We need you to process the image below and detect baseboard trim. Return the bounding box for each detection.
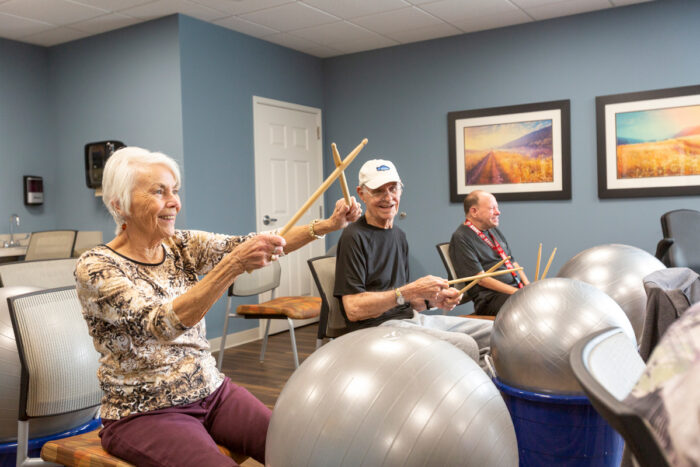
[209,327,260,353]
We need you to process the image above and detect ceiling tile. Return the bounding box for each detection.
[263,31,343,56]
[119,0,226,22]
[190,0,293,16]
[0,11,53,39]
[212,15,280,38]
[21,26,92,46]
[450,9,532,33]
[301,0,410,19]
[240,2,339,32]
[71,0,158,12]
[610,0,653,6]
[69,12,142,34]
[419,0,520,21]
[0,0,107,25]
[332,34,399,54]
[291,20,377,48]
[382,21,461,43]
[522,0,613,21]
[353,6,443,35]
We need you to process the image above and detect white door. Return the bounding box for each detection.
[253,96,325,335]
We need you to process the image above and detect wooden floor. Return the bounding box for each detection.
[214,324,319,409]
[213,324,318,467]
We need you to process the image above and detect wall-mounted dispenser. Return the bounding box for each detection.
[85,140,126,190]
[23,175,44,205]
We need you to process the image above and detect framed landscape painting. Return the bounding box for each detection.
[597,84,700,198]
[448,100,571,202]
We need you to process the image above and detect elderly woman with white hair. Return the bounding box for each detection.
[75,146,361,467]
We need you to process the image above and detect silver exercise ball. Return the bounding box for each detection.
[557,243,665,343]
[0,286,98,442]
[491,278,635,394]
[266,327,518,467]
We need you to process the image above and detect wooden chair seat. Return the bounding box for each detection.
[41,428,247,466]
[237,296,321,319]
[461,314,495,321]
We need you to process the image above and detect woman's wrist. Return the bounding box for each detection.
[313,218,335,236]
[231,252,247,275]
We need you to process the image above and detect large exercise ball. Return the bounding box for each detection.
[491,278,635,394]
[266,327,518,467]
[557,243,665,343]
[0,286,99,442]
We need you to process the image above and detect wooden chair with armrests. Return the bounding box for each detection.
[8,286,247,467]
[217,261,321,370]
[569,327,671,467]
[308,255,351,349]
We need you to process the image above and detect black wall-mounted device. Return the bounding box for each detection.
[85,141,126,189]
[24,175,44,205]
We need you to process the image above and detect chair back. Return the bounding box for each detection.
[640,267,700,360]
[308,255,349,340]
[436,242,457,281]
[0,258,78,288]
[570,327,671,467]
[8,287,102,421]
[658,209,700,273]
[73,231,103,257]
[24,230,77,261]
[230,261,281,297]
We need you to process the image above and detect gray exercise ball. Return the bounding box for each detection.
[491,278,635,394]
[0,286,99,442]
[266,327,518,467]
[557,243,666,343]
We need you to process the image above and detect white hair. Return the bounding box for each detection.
[102,146,181,235]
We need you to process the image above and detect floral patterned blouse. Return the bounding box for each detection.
[75,229,252,420]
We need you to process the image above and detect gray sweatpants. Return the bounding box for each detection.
[380,311,493,369]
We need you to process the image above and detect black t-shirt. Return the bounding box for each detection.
[448,223,519,303]
[334,216,414,330]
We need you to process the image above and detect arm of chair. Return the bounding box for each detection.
[654,238,674,263]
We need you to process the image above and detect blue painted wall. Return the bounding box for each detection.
[0,39,54,233]
[48,16,185,240]
[321,0,700,313]
[178,16,323,335]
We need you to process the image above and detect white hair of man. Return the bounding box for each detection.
[102,146,182,235]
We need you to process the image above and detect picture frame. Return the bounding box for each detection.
[596,84,700,198]
[448,100,571,203]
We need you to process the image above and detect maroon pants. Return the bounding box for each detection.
[100,379,271,467]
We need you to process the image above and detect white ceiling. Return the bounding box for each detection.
[0,0,653,58]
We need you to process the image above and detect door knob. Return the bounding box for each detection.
[263,215,277,225]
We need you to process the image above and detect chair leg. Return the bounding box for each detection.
[217,296,233,371]
[287,317,299,368]
[260,319,272,363]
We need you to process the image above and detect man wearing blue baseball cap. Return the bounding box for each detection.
[334,159,492,366]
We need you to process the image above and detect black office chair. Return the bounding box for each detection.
[308,255,350,348]
[436,242,473,307]
[655,209,700,274]
[570,327,671,467]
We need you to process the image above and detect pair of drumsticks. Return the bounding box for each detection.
[447,245,556,293]
[278,139,367,236]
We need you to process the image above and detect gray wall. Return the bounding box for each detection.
[0,39,54,232]
[321,0,700,313]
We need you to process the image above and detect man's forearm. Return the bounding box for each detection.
[477,276,520,295]
[342,290,399,321]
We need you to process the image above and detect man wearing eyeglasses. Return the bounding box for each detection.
[334,159,492,366]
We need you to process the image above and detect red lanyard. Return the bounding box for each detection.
[464,220,523,288]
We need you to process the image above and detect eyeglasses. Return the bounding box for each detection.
[364,184,403,198]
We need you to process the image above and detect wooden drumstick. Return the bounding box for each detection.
[331,143,351,205]
[448,268,525,285]
[279,138,368,236]
[457,256,510,294]
[535,243,542,281]
[458,267,523,294]
[540,247,557,280]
